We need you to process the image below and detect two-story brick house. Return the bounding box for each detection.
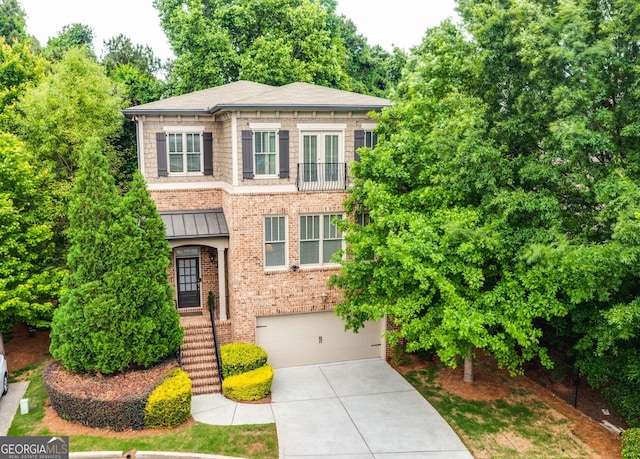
[123,80,391,393]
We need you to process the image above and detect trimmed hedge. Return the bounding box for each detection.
[220,343,268,378]
[222,364,274,401]
[43,360,187,431]
[43,361,146,431]
[623,428,640,459]
[144,368,192,428]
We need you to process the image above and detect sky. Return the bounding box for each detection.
[19,1,459,62]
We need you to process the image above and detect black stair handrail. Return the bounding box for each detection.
[209,294,224,383]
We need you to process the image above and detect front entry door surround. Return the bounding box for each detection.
[177,256,200,308]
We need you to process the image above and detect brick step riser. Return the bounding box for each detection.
[193,386,221,395]
[182,354,217,363]
[183,333,215,342]
[181,349,217,359]
[181,323,212,331]
[182,362,217,371]
[185,370,220,380]
[181,345,216,354]
[182,342,216,351]
[191,378,220,387]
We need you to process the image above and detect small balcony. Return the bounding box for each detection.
[296,163,347,191]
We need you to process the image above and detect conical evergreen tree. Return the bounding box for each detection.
[50,140,183,374]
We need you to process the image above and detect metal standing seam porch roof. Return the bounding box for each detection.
[160,209,229,240]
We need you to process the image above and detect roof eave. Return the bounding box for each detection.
[211,104,390,113]
[122,108,212,117]
[123,104,390,117]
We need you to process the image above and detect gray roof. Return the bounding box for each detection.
[123,81,391,115]
[160,209,229,240]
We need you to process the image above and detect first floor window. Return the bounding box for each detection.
[300,214,343,265]
[265,216,286,268]
[356,210,371,226]
[168,132,202,174]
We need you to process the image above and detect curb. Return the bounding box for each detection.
[70,452,245,459]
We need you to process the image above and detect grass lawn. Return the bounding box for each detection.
[9,358,279,459]
[403,360,615,459]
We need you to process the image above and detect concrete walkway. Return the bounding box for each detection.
[192,359,473,459]
[0,381,30,435]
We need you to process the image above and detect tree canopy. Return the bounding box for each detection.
[0,0,27,43]
[42,23,95,61]
[0,133,63,331]
[331,0,640,423]
[15,46,126,180]
[153,0,402,95]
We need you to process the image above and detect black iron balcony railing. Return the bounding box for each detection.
[296,162,347,191]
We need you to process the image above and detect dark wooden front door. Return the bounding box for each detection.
[177,257,200,308]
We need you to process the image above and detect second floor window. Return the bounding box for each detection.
[168,132,202,174]
[365,130,378,149]
[300,214,343,266]
[301,132,342,183]
[255,131,278,176]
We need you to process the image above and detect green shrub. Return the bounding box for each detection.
[220,343,268,378]
[144,368,192,428]
[222,365,274,401]
[390,344,411,366]
[623,428,640,459]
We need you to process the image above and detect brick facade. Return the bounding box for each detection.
[127,82,391,363]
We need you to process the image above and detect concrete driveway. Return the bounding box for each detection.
[193,359,472,458]
[0,381,30,435]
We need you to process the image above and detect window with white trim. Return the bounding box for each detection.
[265,216,287,268]
[301,131,343,184]
[365,130,378,149]
[299,214,343,266]
[254,131,278,176]
[168,132,203,174]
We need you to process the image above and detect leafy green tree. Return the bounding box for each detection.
[0,0,26,43]
[101,34,162,76]
[100,35,166,187]
[331,15,405,97]
[0,132,63,331]
[455,0,640,422]
[16,46,126,180]
[331,22,566,382]
[43,23,95,61]
[155,0,351,93]
[0,38,48,129]
[50,139,183,374]
[333,0,640,420]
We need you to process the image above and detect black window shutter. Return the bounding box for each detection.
[156,132,168,176]
[203,132,213,175]
[354,130,365,162]
[242,130,254,179]
[279,130,289,178]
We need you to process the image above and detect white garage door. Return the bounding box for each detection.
[256,311,384,368]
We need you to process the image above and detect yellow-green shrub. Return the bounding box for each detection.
[220,343,268,378]
[144,368,192,428]
[222,365,274,401]
[623,428,640,459]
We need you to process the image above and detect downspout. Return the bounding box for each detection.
[231,112,238,187]
[135,115,145,174]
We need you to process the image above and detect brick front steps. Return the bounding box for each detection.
[179,316,221,395]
